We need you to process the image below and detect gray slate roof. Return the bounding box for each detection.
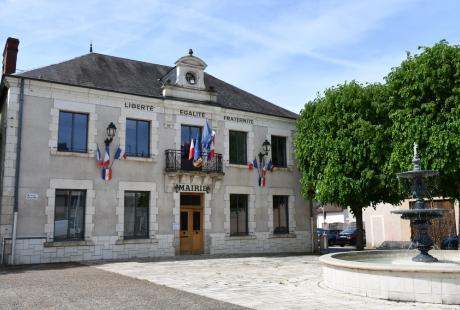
[17,53,297,119]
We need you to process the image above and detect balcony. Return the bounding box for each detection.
[165,149,224,174]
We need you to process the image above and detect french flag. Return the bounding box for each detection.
[114,147,128,160]
[102,144,110,167]
[208,130,216,159]
[188,138,195,160]
[96,144,103,168]
[101,168,112,181]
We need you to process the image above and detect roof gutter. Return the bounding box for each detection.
[10,77,24,265]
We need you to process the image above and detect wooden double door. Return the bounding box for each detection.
[180,206,204,254]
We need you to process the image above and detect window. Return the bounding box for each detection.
[54,189,86,241]
[271,136,287,167]
[57,111,88,152]
[273,195,289,234]
[229,131,247,165]
[230,194,248,236]
[181,125,202,170]
[126,119,150,157]
[124,191,149,239]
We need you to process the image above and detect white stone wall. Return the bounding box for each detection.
[0,77,312,265]
[4,234,174,264]
[210,231,310,254]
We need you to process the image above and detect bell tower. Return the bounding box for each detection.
[174,49,207,90]
[161,49,217,102]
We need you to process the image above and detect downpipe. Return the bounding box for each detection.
[11,77,24,265]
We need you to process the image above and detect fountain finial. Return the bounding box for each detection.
[412,142,421,171]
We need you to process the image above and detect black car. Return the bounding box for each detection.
[325,229,342,246]
[335,229,366,247]
[316,229,342,246]
[441,235,458,250]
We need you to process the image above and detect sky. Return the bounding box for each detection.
[1,0,459,113]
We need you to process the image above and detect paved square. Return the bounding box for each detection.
[96,255,459,309]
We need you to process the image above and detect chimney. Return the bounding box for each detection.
[2,37,20,75]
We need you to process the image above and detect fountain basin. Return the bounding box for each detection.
[320,250,460,305]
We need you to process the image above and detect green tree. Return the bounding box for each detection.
[386,41,460,243]
[295,81,401,250]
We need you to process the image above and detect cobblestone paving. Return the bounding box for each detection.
[96,255,460,310]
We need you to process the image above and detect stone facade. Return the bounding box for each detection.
[0,53,312,265]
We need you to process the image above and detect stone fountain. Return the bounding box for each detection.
[391,143,447,262]
[320,144,460,305]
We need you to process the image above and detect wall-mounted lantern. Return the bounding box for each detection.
[258,139,271,163]
[105,122,117,146]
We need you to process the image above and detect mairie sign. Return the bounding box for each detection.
[175,184,210,193]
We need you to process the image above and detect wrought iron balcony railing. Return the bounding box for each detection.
[165,149,223,174]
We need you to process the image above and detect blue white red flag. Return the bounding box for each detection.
[188,138,195,160]
[194,133,201,161]
[114,147,128,160]
[101,168,112,181]
[208,130,215,159]
[266,159,273,172]
[103,144,110,167]
[202,119,213,156]
[96,144,102,167]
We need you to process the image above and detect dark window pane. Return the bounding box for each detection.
[124,192,136,238]
[193,211,200,230]
[126,120,137,156]
[229,131,247,165]
[137,121,149,157]
[230,194,248,236]
[181,212,188,231]
[58,112,88,152]
[180,125,202,171]
[54,189,85,241]
[57,112,72,151]
[271,136,287,167]
[126,119,150,157]
[273,196,289,234]
[180,195,201,206]
[124,191,149,238]
[72,113,88,152]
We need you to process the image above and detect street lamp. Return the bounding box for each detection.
[105,122,117,146]
[257,139,271,163]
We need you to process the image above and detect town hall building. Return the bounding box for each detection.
[0,38,313,265]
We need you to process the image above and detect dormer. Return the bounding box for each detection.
[174,49,207,90]
[161,50,217,103]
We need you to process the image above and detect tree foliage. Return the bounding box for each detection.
[386,41,460,199]
[295,41,460,250]
[295,82,401,249]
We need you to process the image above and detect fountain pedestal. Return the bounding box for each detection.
[391,144,446,263]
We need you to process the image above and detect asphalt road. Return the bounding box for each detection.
[0,263,247,310]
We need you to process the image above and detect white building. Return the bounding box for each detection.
[0,38,314,264]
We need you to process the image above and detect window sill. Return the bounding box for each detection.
[50,149,93,158]
[225,235,257,241]
[44,240,95,247]
[225,163,249,169]
[269,233,296,239]
[272,166,293,172]
[126,156,156,163]
[115,238,158,245]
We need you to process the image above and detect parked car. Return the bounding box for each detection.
[441,235,458,250]
[325,229,342,246]
[316,229,342,246]
[335,229,366,247]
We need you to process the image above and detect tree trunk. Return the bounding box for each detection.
[354,207,364,251]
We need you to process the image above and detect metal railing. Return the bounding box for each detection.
[165,149,223,174]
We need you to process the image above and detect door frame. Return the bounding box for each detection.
[179,192,204,255]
